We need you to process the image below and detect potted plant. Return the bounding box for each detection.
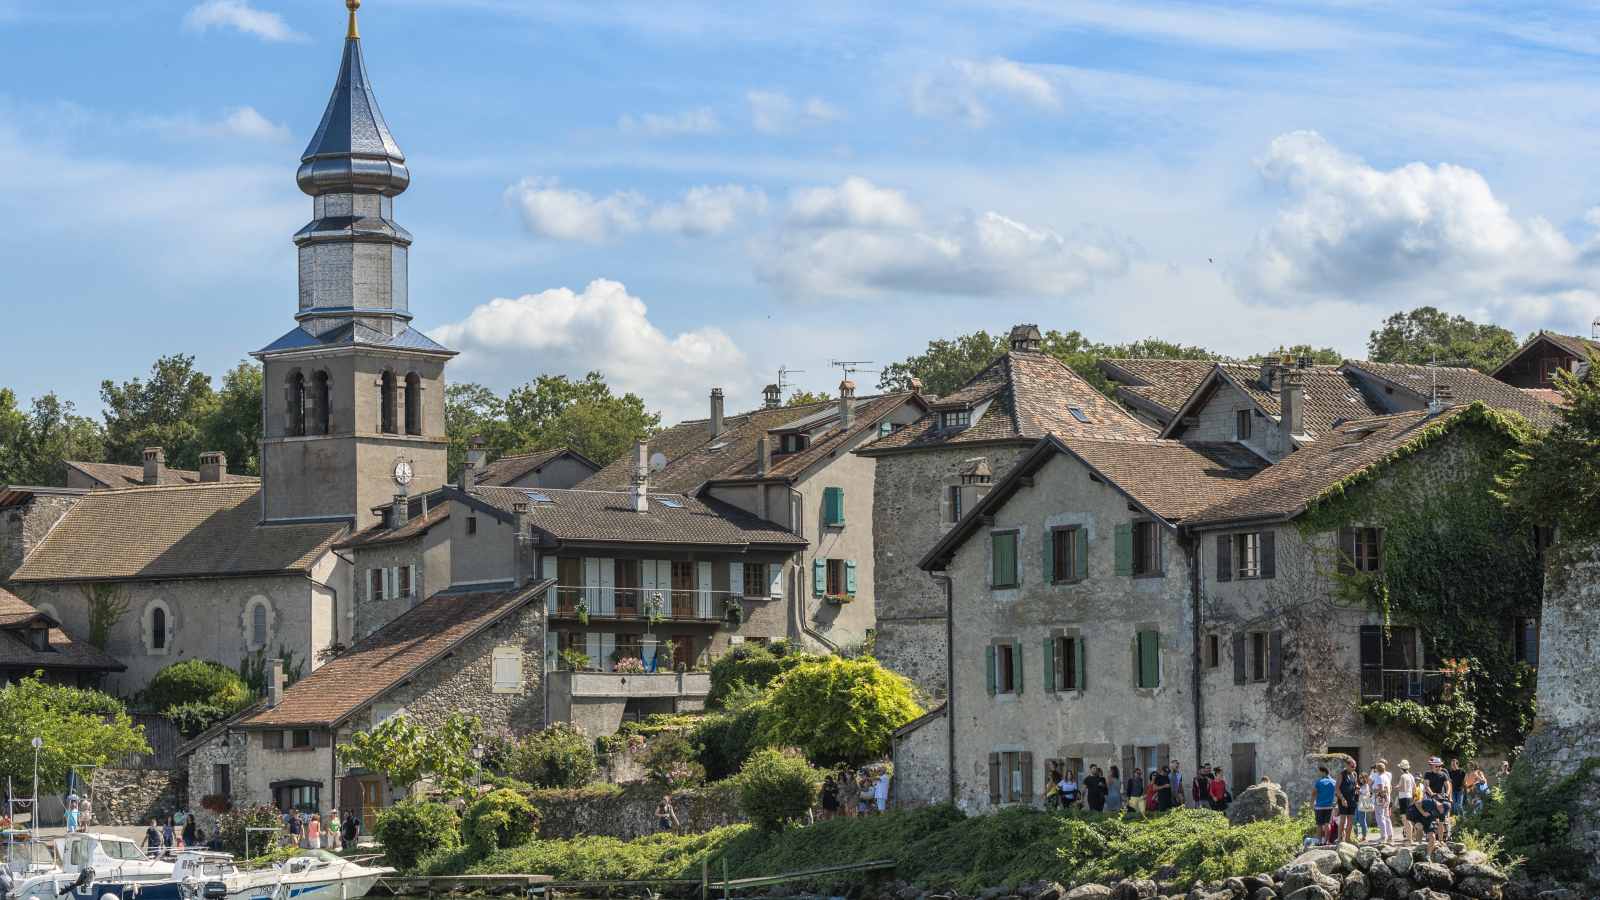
[558,648,591,671]
[824,593,854,604]
[724,597,744,625]
[199,793,232,814]
[614,657,648,674]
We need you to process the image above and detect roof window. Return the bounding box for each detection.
[656,499,684,508]
[709,441,735,453]
[1068,407,1091,424]
[940,410,971,430]
[522,492,554,503]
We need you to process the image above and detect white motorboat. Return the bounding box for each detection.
[226,850,392,900]
[57,834,173,882]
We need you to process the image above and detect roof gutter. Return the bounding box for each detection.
[1180,509,1300,533]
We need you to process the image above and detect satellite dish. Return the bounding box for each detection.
[650,453,667,472]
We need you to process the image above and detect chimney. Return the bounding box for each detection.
[1258,358,1279,392]
[267,658,284,709]
[1279,366,1305,456]
[457,462,472,492]
[908,376,923,396]
[198,450,227,483]
[1428,384,1454,415]
[838,381,856,431]
[1007,324,1043,352]
[710,389,725,438]
[757,437,772,477]
[762,384,782,410]
[391,493,409,528]
[631,439,650,513]
[142,448,165,485]
[467,434,488,472]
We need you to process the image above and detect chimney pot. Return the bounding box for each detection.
[467,434,489,472]
[908,377,923,396]
[198,450,227,483]
[142,448,165,486]
[757,437,772,477]
[710,388,725,438]
[762,384,782,410]
[838,381,856,431]
[267,658,284,708]
[1007,324,1043,352]
[632,439,650,513]
[457,462,472,492]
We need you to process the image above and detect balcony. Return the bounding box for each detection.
[1359,668,1449,704]
[547,670,712,736]
[547,586,738,623]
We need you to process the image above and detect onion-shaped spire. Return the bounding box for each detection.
[296,1,409,198]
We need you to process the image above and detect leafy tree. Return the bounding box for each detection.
[219,803,288,859]
[690,702,766,781]
[504,722,597,788]
[144,660,248,714]
[0,674,147,792]
[705,643,804,708]
[735,747,817,831]
[373,798,461,872]
[190,361,263,475]
[461,789,539,858]
[1458,757,1600,879]
[786,390,832,406]
[99,354,214,466]
[1259,345,1343,365]
[472,373,660,468]
[336,714,482,801]
[445,382,498,472]
[0,390,104,487]
[759,656,922,765]
[1498,365,1600,537]
[1367,306,1519,373]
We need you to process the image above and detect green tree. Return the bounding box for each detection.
[735,747,817,831]
[0,674,148,792]
[504,722,598,788]
[99,354,214,466]
[786,390,833,406]
[1260,345,1344,365]
[445,382,498,472]
[219,803,287,859]
[0,390,104,487]
[373,798,461,871]
[144,660,249,714]
[482,372,659,467]
[190,361,263,475]
[336,714,482,801]
[759,656,922,764]
[1498,364,1600,537]
[461,789,539,858]
[1367,306,1519,373]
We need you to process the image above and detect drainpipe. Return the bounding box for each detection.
[789,486,839,653]
[1187,532,1204,779]
[929,571,955,804]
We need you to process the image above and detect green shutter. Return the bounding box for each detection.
[1012,642,1024,695]
[845,560,857,595]
[1074,529,1089,580]
[1042,531,1055,583]
[1043,637,1055,692]
[823,487,844,526]
[994,534,1017,586]
[813,558,826,596]
[1074,635,1086,690]
[986,645,996,696]
[1114,524,1133,576]
[1138,631,1160,688]
[879,422,892,437]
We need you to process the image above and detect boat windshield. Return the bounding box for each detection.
[6,842,59,868]
[98,840,149,861]
[295,850,341,868]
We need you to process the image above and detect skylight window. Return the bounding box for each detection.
[656,499,684,508]
[709,441,734,452]
[1068,407,1091,424]
[522,492,553,503]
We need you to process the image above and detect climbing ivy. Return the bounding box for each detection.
[1297,403,1543,755]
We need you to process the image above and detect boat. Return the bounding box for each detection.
[225,850,392,900]
[0,847,390,900]
[0,863,227,900]
[57,834,173,882]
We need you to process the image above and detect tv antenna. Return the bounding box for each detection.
[829,359,876,379]
[1425,353,1472,400]
[776,365,804,395]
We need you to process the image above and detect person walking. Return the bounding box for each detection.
[182,815,199,848]
[1191,763,1212,809]
[64,804,80,834]
[1045,763,1063,810]
[655,795,679,833]
[1105,765,1123,814]
[1168,760,1185,810]
[1337,757,1359,842]
[342,810,360,847]
[162,817,176,854]
[840,771,859,819]
[1423,758,1449,800]
[78,797,92,828]
[1126,768,1145,813]
[1208,768,1229,811]
[329,811,342,851]
[288,810,303,848]
[821,775,839,820]
[1153,764,1173,812]
[1464,761,1488,812]
[1084,765,1108,812]
[1058,767,1079,809]
[145,819,163,855]
[1373,763,1394,842]
[1395,761,1416,843]
[307,814,322,849]
[1313,766,1338,846]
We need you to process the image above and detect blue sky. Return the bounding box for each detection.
[6,1,1600,423]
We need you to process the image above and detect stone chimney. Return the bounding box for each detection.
[467,434,488,472]
[142,448,165,485]
[1007,324,1043,352]
[457,462,472,492]
[757,437,772,477]
[391,493,409,528]
[710,389,725,438]
[631,439,650,513]
[1279,366,1305,456]
[908,376,923,396]
[762,384,782,410]
[1258,358,1279,392]
[267,658,284,709]
[198,451,227,483]
[838,381,856,431]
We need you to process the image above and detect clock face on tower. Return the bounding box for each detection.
[393,460,413,486]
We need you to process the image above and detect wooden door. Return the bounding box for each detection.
[672,635,694,670]
[359,779,383,836]
[671,562,694,617]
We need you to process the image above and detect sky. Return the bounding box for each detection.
[6,1,1600,424]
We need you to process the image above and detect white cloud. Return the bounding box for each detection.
[1232,130,1600,306]
[185,106,293,141]
[502,177,765,243]
[428,279,760,423]
[182,0,307,42]
[746,91,846,135]
[908,57,1062,129]
[617,107,721,137]
[752,176,1128,301]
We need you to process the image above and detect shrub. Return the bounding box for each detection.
[219,803,285,859]
[506,723,597,788]
[691,705,766,782]
[373,798,461,872]
[145,660,249,715]
[760,656,922,765]
[462,789,540,858]
[736,747,816,831]
[166,702,232,740]
[705,645,804,708]
[641,731,705,791]
[1457,756,1600,879]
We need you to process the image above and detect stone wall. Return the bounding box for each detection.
[94,768,188,826]
[1,493,81,576]
[185,726,250,834]
[530,784,748,841]
[890,705,947,808]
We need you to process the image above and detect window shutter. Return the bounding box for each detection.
[1156,743,1171,775]
[313,730,331,748]
[846,560,857,595]
[813,559,826,596]
[1138,631,1160,688]
[988,753,1001,803]
[985,645,997,696]
[366,569,375,602]
[1231,742,1257,788]
[1020,751,1034,803]
[1337,527,1356,575]
[263,731,283,749]
[542,556,557,580]
[1043,637,1055,692]
[1114,524,1133,576]
[1120,744,1135,784]
[1359,625,1383,700]
[769,563,784,598]
[1216,535,1232,582]
[1268,629,1283,684]
[1260,531,1275,579]
[879,422,892,437]
[1074,636,1086,690]
[1232,632,1247,685]
[1074,528,1088,580]
[1042,531,1055,583]
[1012,642,1024,695]
[823,487,844,526]
[583,558,600,611]
[993,534,1016,586]
[730,563,744,596]
[698,562,713,617]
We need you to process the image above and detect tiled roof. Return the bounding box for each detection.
[10,484,347,583]
[224,583,549,729]
[0,589,126,672]
[1490,331,1599,380]
[65,460,258,490]
[864,351,1153,454]
[1522,388,1566,405]
[1219,363,1388,436]
[256,323,452,355]
[477,448,601,487]
[1341,360,1557,426]
[335,500,451,550]
[1096,359,1219,420]
[462,486,805,549]
[1061,437,1265,521]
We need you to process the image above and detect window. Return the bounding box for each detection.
[822,486,845,526]
[288,372,306,437]
[950,485,964,523]
[1133,521,1160,575]
[742,563,766,598]
[370,568,385,601]
[1047,527,1085,583]
[251,603,267,648]
[213,764,231,797]
[467,516,478,535]
[1514,618,1539,668]
[152,608,166,650]
[1052,635,1085,691]
[1004,751,1025,801]
[1068,407,1091,424]
[1235,409,1252,440]
[615,559,639,615]
[1137,630,1160,688]
[404,373,422,435]
[1542,357,1562,382]
[879,422,892,437]
[671,561,695,616]
[992,531,1018,588]
[940,410,971,429]
[283,784,320,811]
[993,644,1017,694]
[1354,528,1381,572]
[492,647,523,693]
[398,566,411,598]
[1237,533,1261,578]
[292,729,314,748]
[312,371,330,435]
[554,557,581,612]
[371,704,402,728]
[24,627,47,652]
[380,370,398,434]
[780,433,807,454]
[1206,634,1220,669]
[1251,632,1268,682]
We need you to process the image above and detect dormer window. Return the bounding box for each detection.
[780,434,807,454]
[23,626,48,652]
[940,410,971,430]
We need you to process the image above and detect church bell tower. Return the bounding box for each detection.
[253,0,455,526]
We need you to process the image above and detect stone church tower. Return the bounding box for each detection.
[253,1,454,525]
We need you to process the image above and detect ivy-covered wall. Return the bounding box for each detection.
[1298,404,1541,755]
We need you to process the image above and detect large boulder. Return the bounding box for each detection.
[1285,888,1335,900]
[1448,853,1489,871]
[1253,889,1279,900]
[1066,887,1112,900]
[1385,878,1414,900]
[1355,848,1381,874]
[1282,865,1341,897]
[1335,844,1360,871]
[1033,885,1066,900]
[1113,881,1158,900]
[1298,848,1347,876]
[1242,878,1274,897]
[1411,864,1453,893]
[1341,872,1369,900]
[1455,879,1502,900]
[1229,783,1291,826]
[1386,852,1414,878]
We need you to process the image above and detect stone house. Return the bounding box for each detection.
[335,488,452,639]
[859,325,1156,696]
[177,581,551,833]
[0,587,124,686]
[889,702,947,809]
[581,384,926,652]
[471,444,600,490]
[0,485,86,577]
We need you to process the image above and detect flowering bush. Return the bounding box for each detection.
[198,793,232,814]
[504,723,597,788]
[641,730,705,790]
[479,726,520,771]
[594,731,647,755]
[613,657,648,674]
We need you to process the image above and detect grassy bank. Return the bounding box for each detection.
[423,806,1311,891]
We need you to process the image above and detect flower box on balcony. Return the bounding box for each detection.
[824,593,854,604]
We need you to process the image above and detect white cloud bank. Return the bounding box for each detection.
[752,176,1128,301]
[747,91,846,135]
[429,279,760,423]
[503,177,767,243]
[908,57,1062,129]
[618,107,721,137]
[182,0,307,42]
[184,106,293,141]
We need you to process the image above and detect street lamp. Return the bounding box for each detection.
[29,738,40,842]
[471,744,484,791]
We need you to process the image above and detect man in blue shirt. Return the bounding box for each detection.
[1313,766,1339,845]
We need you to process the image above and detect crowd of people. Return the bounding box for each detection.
[1310,756,1496,854]
[819,767,891,820]
[1045,760,1235,813]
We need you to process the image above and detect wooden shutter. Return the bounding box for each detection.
[1043,637,1055,692]
[729,562,743,596]
[845,560,857,595]
[769,563,784,597]
[993,534,1016,586]
[263,731,283,749]
[1232,631,1247,685]
[1042,531,1055,583]
[1138,631,1160,688]
[988,753,1001,803]
[1337,527,1356,575]
[697,562,714,617]
[1020,751,1034,803]
[1121,744,1135,786]
[1156,743,1171,774]
[1073,636,1086,691]
[1216,535,1232,582]
[823,487,844,526]
[1012,642,1024,695]
[542,556,557,580]
[1074,529,1088,580]
[1114,524,1133,575]
[1268,629,1283,684]
[313,730,331,748]
[985,646,997,695]
[1231,742,1257,787]
[1260,531,1275,579]
[1359,625,1383,699]
[813,558,826,596]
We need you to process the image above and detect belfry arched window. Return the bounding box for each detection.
[287,373,307,437]
[404,373,422,435]
[380,370,398,434]
[312,371,331,435]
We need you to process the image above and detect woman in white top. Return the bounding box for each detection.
[1395,761,1417,844]
[1060,772,1080,809]
[1372,762,1394,842]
